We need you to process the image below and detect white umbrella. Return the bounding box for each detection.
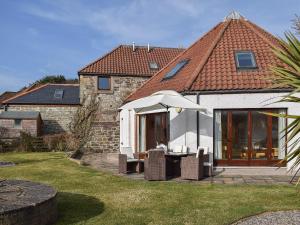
[120,90,207,151]
[120,90,206,113]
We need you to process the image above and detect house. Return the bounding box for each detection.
[0,91,17,110]
[120,12,298,171]
[1,45,183,152]
[78,45,184,152]
[2,84,80,134]
[0,111,42,138]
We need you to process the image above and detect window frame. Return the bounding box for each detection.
[235,51,258,70]
[54,89,64,99]
[97,76,111,90]
[14,119,22,129]
[162,59,190,81]
[149,62,159,70]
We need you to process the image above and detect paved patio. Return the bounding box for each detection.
[80,153,299,185]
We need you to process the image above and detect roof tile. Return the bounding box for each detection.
[78,45,184,77]
[127,16,284,101]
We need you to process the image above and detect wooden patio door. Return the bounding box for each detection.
[216,109,285,166]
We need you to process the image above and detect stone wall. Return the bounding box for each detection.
[80,75,149,152]
[0,119,38,138]
[5,105,78,135]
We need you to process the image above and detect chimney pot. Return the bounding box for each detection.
[147,43,150,52]
[132,42,135,52]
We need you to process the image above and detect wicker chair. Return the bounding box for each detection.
[119,147,141,174]
[119,154,140,174]
[181,150,204,180]
[144,149,167,181]
[199,146,213,177]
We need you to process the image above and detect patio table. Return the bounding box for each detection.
[164,152,193,178]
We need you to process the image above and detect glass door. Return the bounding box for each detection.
[214,109,286,166]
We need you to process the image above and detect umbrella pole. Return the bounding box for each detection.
[166,106,169,152]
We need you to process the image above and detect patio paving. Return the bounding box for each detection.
[80,153,299,185]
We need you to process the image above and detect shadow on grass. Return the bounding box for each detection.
[10,155,64,165]
[57,192,104,224]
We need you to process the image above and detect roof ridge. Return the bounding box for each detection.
[48,83,79,86]
[3,83,50,104]
[184,20,231,91]
[124,22,225,102]
[78,45,123,74]
[241,20,279,49]
[120,44,185,50]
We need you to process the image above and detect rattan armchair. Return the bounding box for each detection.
[144,149,167,181]
[181,150,204,180]
[118,154,140,174]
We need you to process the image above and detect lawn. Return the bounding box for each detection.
[0,152,300,225]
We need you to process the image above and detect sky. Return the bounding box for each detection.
[0,0,299,94]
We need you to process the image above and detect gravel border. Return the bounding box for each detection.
[232,210,300,225]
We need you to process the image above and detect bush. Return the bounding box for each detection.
[18,132,36,152]
[42,133,68,152]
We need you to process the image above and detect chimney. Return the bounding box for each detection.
[132,42,135,52]
[147,43,150,52]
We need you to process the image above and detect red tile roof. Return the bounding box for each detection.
[126,15,284,101]
[78,45,184,77]
[0,92,17,104]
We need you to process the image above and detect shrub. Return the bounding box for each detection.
[43,133,68,152]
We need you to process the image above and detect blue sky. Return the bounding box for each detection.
[0,0,299,93]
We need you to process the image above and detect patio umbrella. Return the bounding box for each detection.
[119,90,206,113]
[119,90,207,150]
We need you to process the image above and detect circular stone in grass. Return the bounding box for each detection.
[0,180,57,225]
[233,210,300,225]
[0,162,15,167]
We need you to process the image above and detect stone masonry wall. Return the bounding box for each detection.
[6,105,78,134]
[80,75,149,152]
[0,119,38,137]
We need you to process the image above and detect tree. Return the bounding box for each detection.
[268,32,300,182]
[36,75,66,84]
[67,94,100,158]
[292,15,300,34]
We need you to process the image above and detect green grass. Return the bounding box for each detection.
[0,152,300,225]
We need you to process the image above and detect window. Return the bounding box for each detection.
[149,62,159,70]
[98,77,111,90]
[163,59,189,80]
[14,119,22,128]
[54,89,64,99]
[235,51,257,69]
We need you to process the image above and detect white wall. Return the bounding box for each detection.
[120,92,300,171]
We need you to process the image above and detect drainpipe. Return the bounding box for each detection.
[196,93,200,148]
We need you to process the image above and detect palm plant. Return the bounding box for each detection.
[268,32,300,181]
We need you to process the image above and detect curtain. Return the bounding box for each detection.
[278,109,286,159]
[139,115,146,152]
[214,111,222,160]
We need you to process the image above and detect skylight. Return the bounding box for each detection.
[149,62,159,70]
[54,89,64,99]
[163,59,189,80]
[235,51,257,69]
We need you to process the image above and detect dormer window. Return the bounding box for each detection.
[163,59,189,80]
[54,89,64,99]
[149,62,159,70]
[235,51,257,69]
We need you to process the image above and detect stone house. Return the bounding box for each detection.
[1,45,183,152]
[0,111,42,138]
[78,44,184,152]
[2,84,80,135]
